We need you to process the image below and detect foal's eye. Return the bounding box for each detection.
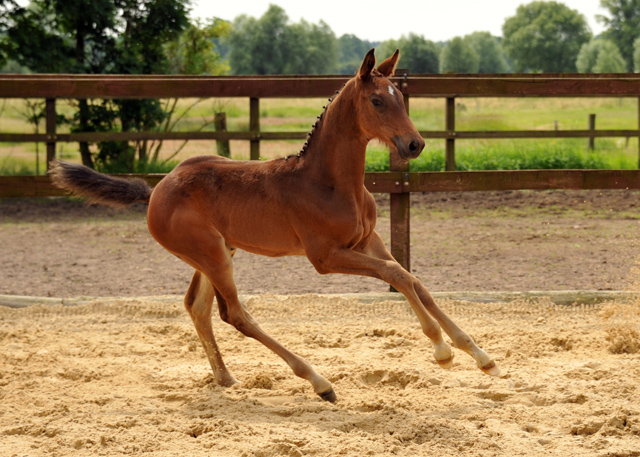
[372,98,382,107]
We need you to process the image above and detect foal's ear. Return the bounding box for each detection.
[377,49,400,77]
[358,48,376,81]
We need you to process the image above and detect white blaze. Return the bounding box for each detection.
[388,85,395,96]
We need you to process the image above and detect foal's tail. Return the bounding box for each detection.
[49,160,152,208]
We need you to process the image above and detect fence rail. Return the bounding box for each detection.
[2,73,640,169]
[3,73,640,271]
[3,170,639,198]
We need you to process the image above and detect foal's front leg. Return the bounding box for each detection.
[309,232,499,375]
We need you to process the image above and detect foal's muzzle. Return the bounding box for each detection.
[392,134,425,160]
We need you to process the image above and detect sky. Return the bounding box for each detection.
[190,0,608,43]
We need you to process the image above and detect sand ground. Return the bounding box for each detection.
[1,294,639,456]
[1,190,640,455]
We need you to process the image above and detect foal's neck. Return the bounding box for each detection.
[301,82,369,192]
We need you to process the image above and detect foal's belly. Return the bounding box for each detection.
[206,201,307,258]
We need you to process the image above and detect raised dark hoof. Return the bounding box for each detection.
[318,388,337,403]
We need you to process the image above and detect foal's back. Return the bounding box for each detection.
[146,154,377,261]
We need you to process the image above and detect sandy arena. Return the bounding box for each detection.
[1,191,640,456]
[0,294,639,456]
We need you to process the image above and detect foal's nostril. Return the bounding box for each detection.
[409,139,420,152]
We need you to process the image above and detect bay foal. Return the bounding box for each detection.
[51,50,499,402]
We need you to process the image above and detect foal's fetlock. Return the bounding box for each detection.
[310,373,336,402]
[479,359,500,376]
[472,348,500,376]
[210,368,239,387]
[216,374,240,387]
[433,342,454,369]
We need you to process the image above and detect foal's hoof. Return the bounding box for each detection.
[436,355,454,369]
[318,388,337,403]
[480,360,501,376]
[217,374,240,387]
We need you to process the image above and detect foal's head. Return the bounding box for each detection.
[353,49,425,160]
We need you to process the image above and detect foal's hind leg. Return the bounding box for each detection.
[184,270,238,387]
[193,241,336,402]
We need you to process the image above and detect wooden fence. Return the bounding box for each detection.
[2,73,640,271]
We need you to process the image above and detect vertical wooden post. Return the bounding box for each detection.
[637,97,640,169]
[588,113,596,152]
[214,112,230,158]
[45,98,56,171]
[389,88,411,284]
[445,97,456,171]
[250,97,260,160]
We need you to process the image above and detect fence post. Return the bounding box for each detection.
[214,112,230,158]
[638,97,640,169]
[250,97,260,160]
[588,113,596,152]
[446,97,456,171]
[389,80,411,287]
[45,98,56,171]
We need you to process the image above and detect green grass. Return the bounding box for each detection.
[3,97,640,175]
[365,138,637,172]
[0,156,36,175]
[0,154,179,175]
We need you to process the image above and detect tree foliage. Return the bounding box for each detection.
[165,18,230,75]
[577,39,627,72]
[379,34,439,74]
[502,1,591,72]
[1,0,193,171]
[464,32,509,73]
[227,5,337,75]
[440,36,479,73]
[336,34,376,74]
[597,0,640,72]
[0,0,18,67]
[285,19,337,74]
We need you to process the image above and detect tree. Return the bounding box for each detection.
[227,5,337,75]
[440,36,479,73]
[379,34,439,74]
[3,0,120,167]
[284,19,337,74]
[155,18,231,163]
[502,1,591,72]
[464,32,509,73]
[228,5,288,75]
[2,0,189,171]
[577,39,626,72]
[336,34,376,74]
[0,0,18,68]
[597,0,640,72]
[165,18,230,76]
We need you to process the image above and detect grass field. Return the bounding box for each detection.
[1,96,638,174]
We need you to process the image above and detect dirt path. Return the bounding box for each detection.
[1,294,639,456]
[2,190,640,298]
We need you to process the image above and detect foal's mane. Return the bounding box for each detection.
[284,68,390,163]
[283,82,344,162]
